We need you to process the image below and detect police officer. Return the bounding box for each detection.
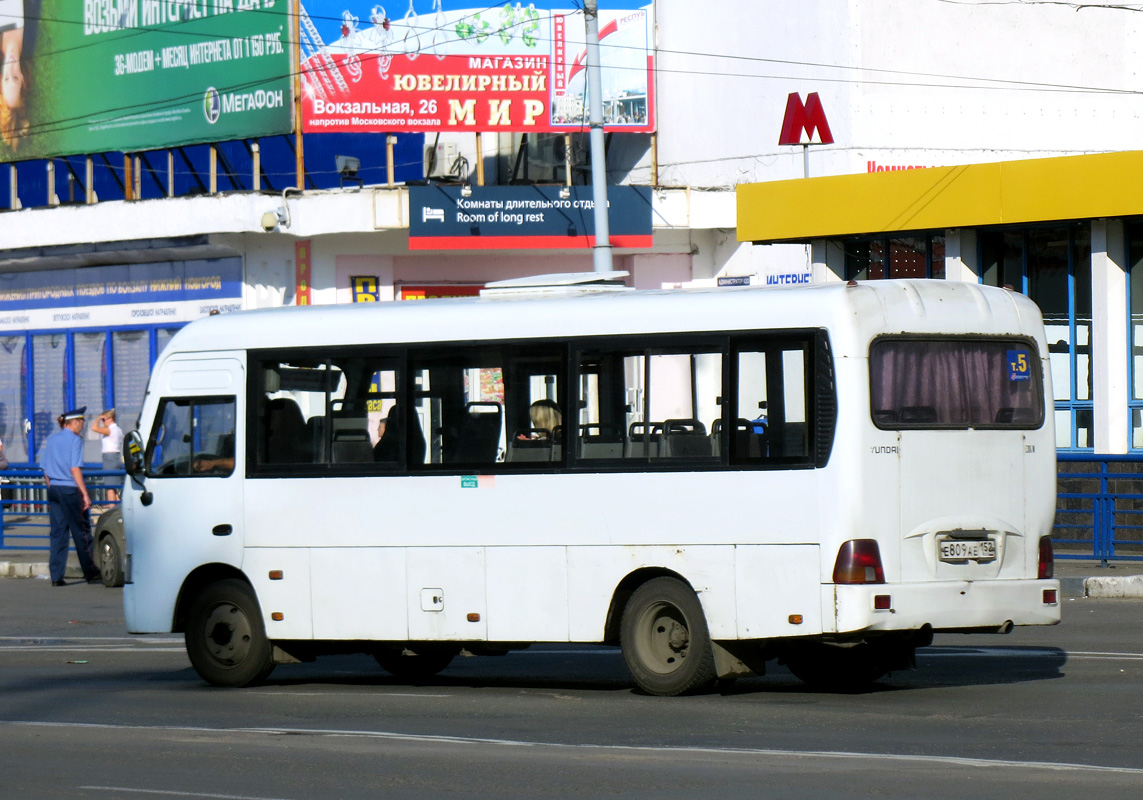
[39,407,101,586]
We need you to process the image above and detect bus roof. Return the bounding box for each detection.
[161,280,1046,359]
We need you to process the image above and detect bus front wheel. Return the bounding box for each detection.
[185,579,275,687]
[620,577,717,696]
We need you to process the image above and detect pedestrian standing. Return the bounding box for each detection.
[91,408,123,505]
[39,407,100,586]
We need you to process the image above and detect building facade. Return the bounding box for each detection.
[2,0,1142,473]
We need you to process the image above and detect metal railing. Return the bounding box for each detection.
[1055,454,1143,565]
[0,469,123,551]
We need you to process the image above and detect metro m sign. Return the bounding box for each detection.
[778,92,834,145]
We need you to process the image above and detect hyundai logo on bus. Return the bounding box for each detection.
[409,185,653,250]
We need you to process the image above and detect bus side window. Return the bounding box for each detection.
[147,397,236,477]
[575,347,721,463]
[733,342,812,463]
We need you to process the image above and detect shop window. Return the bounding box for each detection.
[1127,222,1143,449]
[844,235,945,281]
[74,332,108,464]
[980,226,1093,450]
[0,336,28,464]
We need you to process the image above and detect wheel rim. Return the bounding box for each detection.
[99,540,116,577]
[633,600,691,676]
[201,602,254,666]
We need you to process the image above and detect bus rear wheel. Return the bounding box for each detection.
[185,579,275,687]
[783,641,891,691]
[373,646,457,679]
[620,577,717,696]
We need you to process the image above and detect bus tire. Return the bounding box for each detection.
[783,641,890,691]
[620,577,717,696]
[185,579,275,688]
[98,534,124,588]
[373,646,457,679]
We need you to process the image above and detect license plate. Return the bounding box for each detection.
[938,539,997,562]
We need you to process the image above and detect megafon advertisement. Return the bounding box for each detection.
[300,1,654,134]
[0,1,292,161]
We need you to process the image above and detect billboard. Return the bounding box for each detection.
[300,1,654,134]
[409,185,652,249]
[0,0,293,162]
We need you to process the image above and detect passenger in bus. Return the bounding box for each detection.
[374,404,403,462]
[517,399,562,440]
[193,455,234,474]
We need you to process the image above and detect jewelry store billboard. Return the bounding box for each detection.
[0,1,293,161]
[300,1,654,134]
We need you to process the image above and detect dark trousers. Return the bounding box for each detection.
[47,485,98,583]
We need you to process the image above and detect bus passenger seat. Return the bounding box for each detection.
[332,429,373,463]
[660,419,711,458]
[449,402,502,463]
[506,429,555,462]
[265,398,312,464]
[579,423,624,459]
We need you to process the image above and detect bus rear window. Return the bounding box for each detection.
[869,338,1043,429]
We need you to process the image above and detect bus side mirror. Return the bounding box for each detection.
[123,430,145,476]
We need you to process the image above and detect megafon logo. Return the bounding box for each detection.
[778,92,833,145]
[203,87,221,125]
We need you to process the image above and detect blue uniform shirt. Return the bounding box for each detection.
[39,428,84,486]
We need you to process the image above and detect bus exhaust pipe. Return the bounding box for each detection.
[996,620,1014,634]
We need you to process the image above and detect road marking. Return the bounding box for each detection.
[10,721,1143,776]
[80,788,293,800]
[254,692,452,698]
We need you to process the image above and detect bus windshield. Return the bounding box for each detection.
[869,337,1043,429]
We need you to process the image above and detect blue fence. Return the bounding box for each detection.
[0,469,123,550]
[1055,454,1143,565]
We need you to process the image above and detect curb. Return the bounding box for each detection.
[0,561,83,579]
[1083,575,1143,599]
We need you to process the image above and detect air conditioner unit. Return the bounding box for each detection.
[424,142,459,178]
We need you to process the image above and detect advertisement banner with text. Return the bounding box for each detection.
[409,185,652,249]
[300,1,653,134]
[0,1,293,162]
[0,259,244,331]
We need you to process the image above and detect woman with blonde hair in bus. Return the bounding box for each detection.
[525,399,561,440]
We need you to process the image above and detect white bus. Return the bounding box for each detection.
[120,277,1060,695]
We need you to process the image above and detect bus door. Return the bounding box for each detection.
[132,356,245,589]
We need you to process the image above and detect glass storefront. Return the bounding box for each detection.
[1,326,181,466]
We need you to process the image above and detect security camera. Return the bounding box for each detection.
[260,211,279,232]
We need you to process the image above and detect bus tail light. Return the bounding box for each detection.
[833,539,885,585]
[1038,536,1054,580]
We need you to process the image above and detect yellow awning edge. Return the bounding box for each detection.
[737,151,1143,243]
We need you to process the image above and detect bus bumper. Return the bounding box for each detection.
[832,579,1062,634]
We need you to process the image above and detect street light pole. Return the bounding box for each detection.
[584,0,613,273]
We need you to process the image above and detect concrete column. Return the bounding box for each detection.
[811,240,845,283]
[1091,219,1129,454]
[943,229,979,282]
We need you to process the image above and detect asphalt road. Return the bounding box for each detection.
[1,578,1141,799]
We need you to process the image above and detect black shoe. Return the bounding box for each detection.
[52,579,67,587]
[86,574,103,584]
